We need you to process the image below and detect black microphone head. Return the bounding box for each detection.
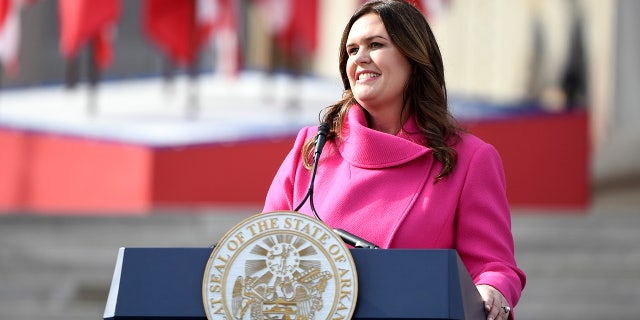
[315,122,330,157]
[318,122,330,137]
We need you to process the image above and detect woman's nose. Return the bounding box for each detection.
[354,49,371,64]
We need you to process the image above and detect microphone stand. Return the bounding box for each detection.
[295,123,379,249]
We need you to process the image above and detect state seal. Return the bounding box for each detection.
[203,211,358,320]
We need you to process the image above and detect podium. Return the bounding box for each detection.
[103,248,485,319]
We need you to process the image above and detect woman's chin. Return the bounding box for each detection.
[353,92,377,105]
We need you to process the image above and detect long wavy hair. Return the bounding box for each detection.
[303,0,461,181]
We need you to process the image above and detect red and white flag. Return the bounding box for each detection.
[358,0,451,22]
[255,0,319,56]
[254,0,292,36]
[58,0,121,70]
[0,0,24,75]
[198,0,241,77]
[414,0,451,22]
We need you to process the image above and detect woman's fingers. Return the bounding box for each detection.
[477,284,510,320]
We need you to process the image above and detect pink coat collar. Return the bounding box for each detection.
[338,105,430,169]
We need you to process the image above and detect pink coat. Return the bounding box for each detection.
[264,105,526,308]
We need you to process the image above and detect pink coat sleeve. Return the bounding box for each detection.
[455,143,526,308]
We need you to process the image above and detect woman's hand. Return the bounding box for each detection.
[476,284,511,320]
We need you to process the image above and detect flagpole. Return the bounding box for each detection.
[162,55,175,96]
[186,1,200,121]
[186,53,200,120]
[86,39,100,117]
[0,65,3,114]
[65,54,79,90]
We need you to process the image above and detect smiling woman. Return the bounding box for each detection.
[262,1,526,320]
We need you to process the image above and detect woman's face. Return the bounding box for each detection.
[346,13,412,117]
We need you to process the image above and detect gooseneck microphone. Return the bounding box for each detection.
[295,123,379,249]
[294,122,329,218]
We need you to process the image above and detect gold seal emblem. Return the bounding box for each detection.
[203,211,358,320]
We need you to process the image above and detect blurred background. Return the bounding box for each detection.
[0,0,638,319]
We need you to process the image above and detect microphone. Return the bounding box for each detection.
[333,228,380,249]
[295,122,379,249]
[294,123,329,214]
[314,122,330,158]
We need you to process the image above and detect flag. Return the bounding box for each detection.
[289,0,318,55]
[416,0,451,22]
[255,0,319,56]
[143,0,212,67]
[198,0,241,76]
[58,0,120,70]
[358,0,451,22]
[254,0,292,38]
[0,0,22,75]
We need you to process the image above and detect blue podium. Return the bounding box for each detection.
[103,248,485,319]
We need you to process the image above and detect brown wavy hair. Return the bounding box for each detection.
[303,0,461,181]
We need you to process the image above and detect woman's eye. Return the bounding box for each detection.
[347,47,358,55]
[371,42,383,49]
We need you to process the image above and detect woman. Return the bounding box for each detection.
[263,1,526,319]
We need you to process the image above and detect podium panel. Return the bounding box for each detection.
[104,248,484,319]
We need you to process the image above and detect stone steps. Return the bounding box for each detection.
[512,212,640,319]
[1,210,639,320]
